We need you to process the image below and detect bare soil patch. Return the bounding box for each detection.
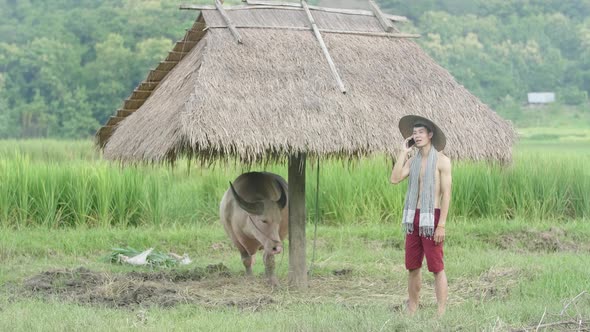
[19,265,524,311]
[23,265,265,309]
[494,228,587,253]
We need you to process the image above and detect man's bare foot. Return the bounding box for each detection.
[406,299,418,316]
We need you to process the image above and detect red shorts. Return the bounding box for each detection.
[405,208,444,273]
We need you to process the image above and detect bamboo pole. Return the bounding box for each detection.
[301,0,346,94]
[205,25,419,38]
[180,2,409,23]
[368,0,394,32]
[214,0,242,44]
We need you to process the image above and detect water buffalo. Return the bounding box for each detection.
[219,172,288,287]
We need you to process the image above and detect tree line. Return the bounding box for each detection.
[0,0,588,138]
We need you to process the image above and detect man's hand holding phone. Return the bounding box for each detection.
[403,137,415,153]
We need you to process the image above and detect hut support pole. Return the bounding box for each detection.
[288,153,308,289]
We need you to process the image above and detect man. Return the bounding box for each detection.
[390,115,452,317]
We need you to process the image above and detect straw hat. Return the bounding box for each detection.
[398,115,447,151]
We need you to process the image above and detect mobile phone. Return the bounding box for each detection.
[407,138,415,148]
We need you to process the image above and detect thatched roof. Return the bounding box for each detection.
[97,2,516,163]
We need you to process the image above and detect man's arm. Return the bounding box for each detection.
[391,138,413,184]
[434,155,452,244]
[438,156,452,226]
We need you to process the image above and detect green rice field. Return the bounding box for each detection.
[0,137,588,331]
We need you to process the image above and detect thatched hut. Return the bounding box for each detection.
[96,0,516,288]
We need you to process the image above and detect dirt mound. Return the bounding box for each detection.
[125,263,230,282]
[494,228,585,252]
[23,265,257,309]
[25,267,102,293]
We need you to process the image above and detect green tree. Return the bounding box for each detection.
[135,37,173,78]
[84,33,135,124]
[15,91,55,138]
[0,73,18,138]
[58,88,99,138]
[2,0,590,138]
[578,21,590,94]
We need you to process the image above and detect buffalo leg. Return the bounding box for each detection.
[240,250,254,276]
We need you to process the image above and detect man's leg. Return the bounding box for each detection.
[405,212,423,315]
[408,268,421,315]
[425,213,446,316]
[434,270,448,316]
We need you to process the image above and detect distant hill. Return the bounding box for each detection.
[0,0,588,139]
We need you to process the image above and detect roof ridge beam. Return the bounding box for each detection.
[206,25,419,38]
[179,2,408,22]
[301,0,346,94]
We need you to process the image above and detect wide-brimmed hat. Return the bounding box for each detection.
[398,115,446,151]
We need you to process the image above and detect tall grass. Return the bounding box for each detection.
[0,139,100,163]
[307,150,588,223]
[0,140,588,227]
[0,154,166,228]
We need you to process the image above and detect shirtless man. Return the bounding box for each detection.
[390,115,452,317]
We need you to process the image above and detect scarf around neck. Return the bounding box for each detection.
[402,147,438,237]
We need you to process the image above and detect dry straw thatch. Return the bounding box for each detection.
[98,3,516,164]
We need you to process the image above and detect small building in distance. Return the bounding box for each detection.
[528,92,556,105]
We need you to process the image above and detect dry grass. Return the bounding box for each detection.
[509,291,590,331]
[21,265,526,313]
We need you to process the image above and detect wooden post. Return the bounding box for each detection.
[288,153,307,288]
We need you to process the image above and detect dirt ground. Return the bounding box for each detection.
[493,228,588,253]
[22,265,264,310]
[15,264,524,311]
